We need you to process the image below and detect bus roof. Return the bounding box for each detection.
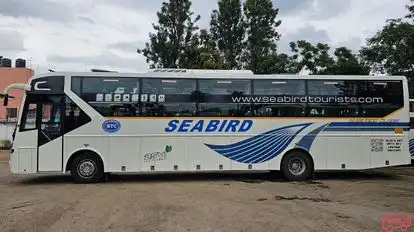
[27,69,408,82]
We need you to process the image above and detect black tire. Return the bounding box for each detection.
[281,151,313,181]
[70,152,104,184]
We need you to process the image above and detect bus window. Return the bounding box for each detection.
[21,103,37,130]
[252,79,306,117]
[358,80,403,117]
[198,79,251,117]
[141,78,197,117]
[64,97,91,133]
[73,76,140,117]
[306,80,358,117]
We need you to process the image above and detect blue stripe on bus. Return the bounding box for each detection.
[205,122,409,164]
[323,127,409,132]
[409,139,414,156]
[296,124,328,151]
[327,122,409,127]
[205,123,312,164]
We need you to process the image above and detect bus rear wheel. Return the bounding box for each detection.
[281,151,313,181]
[70,152,104,183]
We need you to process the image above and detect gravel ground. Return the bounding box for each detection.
[0,151,413,232]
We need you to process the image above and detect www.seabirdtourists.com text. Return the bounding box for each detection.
[231,96,384,104]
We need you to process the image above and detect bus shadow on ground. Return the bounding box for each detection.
[15,168,406,185]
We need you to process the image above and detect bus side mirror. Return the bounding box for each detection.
[3,94,8,106]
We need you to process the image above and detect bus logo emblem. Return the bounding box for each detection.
[102,120,121,133]
[165,145,172,153]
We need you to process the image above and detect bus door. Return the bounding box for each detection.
[36,95,65,172]
[18,94,65,172]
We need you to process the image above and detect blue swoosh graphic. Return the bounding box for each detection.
[205,123,312,164]
[297,124,328,151]
[409,139,414,156]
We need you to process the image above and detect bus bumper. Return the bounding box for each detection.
[8,148,36,174]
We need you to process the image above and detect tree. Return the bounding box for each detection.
[183,29,224,69]
[331,47,370,75]
[242,0,282,74]
[289,40,369,75]
[360,3,414,93]
[288,40,334,74]
[210,0,245,69]
[137,0,201,68]
[406,0,414,20]
[253,53,298,74]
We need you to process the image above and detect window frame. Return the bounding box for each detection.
[70,76,404,118]
[20,103,38,131]
[197,78,253,117]
[142,78,197,96]
[305,79,360,118]
[19,94,40,132]
[140,77,198,117]
[356,80,404,118]
[251,79,307,117]
[64,96,92,134]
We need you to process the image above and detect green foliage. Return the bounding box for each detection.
[182,29,224,69]
[288,40,369,75]
[406,0,414,20]
[137,0,413,85]
[331,47,370,75]
[242,0,282,74]
[137,0,201,68]
[360,1,414,94]
[210,0,245,69]
[289,40,334,74]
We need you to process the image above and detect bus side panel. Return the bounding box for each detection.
[229,135,270,170]
[64,136,109,172]
[12,130,38,174]
[140,136,189,172]
[228,136,250,171]
[17,149,35,173]
[326,135,369,170]
[369,134,408,168]
[108,137,140,172]
[38,137,63,172]
[188,136,232,171]
[307,136,327,170]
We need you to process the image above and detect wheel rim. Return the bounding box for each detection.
[288,157,306,176]
[77,159,97,178]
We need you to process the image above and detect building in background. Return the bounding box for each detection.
[0,57,33,139]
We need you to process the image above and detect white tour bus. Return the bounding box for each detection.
[1,69,411,183]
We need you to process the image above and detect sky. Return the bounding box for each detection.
[0,0,410,74]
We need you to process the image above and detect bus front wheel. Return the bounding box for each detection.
[281,150,313,181]
[70,152,104,184]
